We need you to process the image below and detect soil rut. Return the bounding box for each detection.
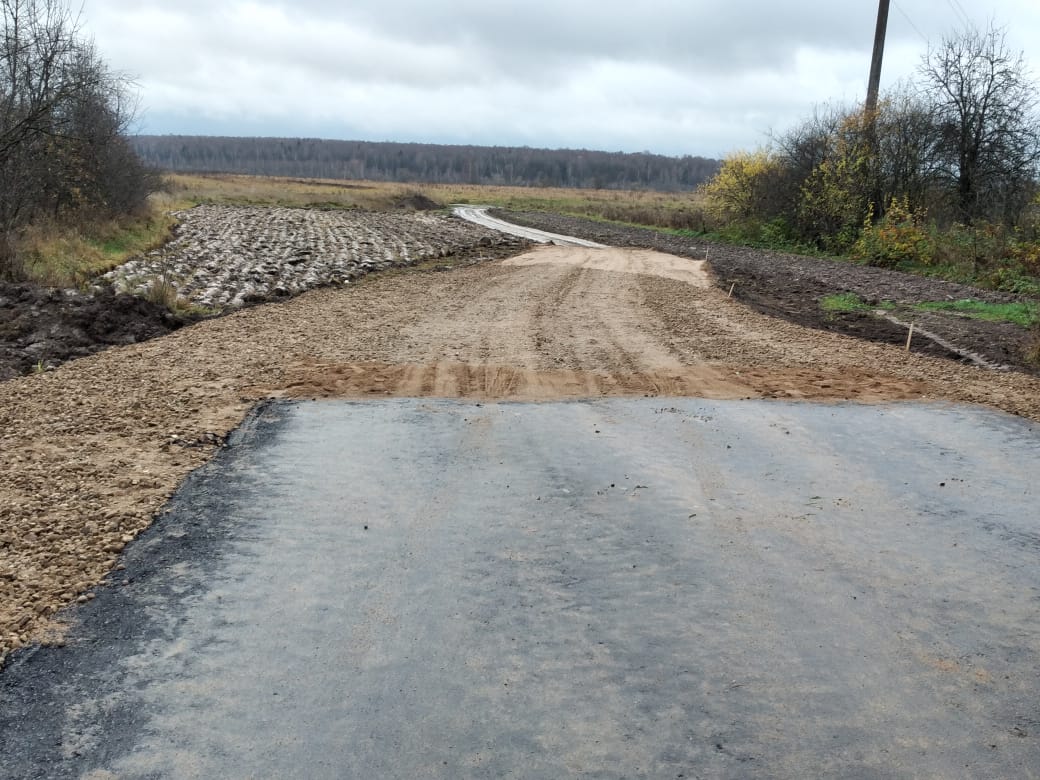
[2,243,1040,663]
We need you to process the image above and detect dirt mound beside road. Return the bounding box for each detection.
[393,192,442,211]
[0,283,186,380]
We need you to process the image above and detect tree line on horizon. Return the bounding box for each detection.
[130,136,720,193]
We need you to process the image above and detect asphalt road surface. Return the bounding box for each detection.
[2,398,1039,779]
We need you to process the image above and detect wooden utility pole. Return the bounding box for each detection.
[866,0,891,113]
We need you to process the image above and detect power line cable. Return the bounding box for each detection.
[892,0,929,45]
[945,0,973,29]
[949,0,972,22]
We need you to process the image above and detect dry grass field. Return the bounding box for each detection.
[164,173,706,228]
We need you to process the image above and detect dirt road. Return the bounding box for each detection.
[499,209,1040,373]
[278,245,933,402]
[2,242,1040,664]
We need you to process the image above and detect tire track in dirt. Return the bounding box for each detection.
[524,253,686,377]
[271,246,947,404]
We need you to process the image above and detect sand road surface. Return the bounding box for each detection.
[502,245,711,286]
[2,241,1040,664]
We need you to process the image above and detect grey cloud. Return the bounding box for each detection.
[300,0,873,75]
[80,0,1040,157]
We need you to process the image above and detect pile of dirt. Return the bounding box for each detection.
[393,193,442,211]
[0,283,187,381]
[494,210,1038,374]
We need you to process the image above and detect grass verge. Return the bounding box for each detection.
[913,300,1039,328]
[20,206,178,289]
[820,293,1038,328]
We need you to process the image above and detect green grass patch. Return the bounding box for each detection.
[913,299,1039,327]
[820,293,873,313]
[95,212,176,261]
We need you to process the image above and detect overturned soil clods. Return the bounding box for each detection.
[101,206,526,310]
[0,283,187,381]
[0,207,528,380]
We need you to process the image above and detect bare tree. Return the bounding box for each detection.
[920,24,1040,225]
[767,97,941,241]
[765,104,851,228]
[874,87,944,216]
[1,0,153,277]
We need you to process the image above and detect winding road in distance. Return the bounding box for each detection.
[454,205,608,247]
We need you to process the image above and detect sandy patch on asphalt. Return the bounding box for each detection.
[2,245,1040,663]
[502,245,710,287]
[279,360,927,403]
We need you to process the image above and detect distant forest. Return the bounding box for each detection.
[131,136,720,192]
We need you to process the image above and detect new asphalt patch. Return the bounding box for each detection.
[2,398,1039,778]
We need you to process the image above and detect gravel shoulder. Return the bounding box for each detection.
[2,224,1040,667]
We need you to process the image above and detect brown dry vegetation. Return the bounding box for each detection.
[18,211,180,289]
[163,173,705,229]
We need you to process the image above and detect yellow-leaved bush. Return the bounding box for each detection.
[699,150,782,223]
[852,196,934,268]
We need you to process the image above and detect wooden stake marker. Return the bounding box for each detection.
[728,283,736,299]
[905,322,915,352]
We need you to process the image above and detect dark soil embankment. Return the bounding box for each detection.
[0,284,186,381]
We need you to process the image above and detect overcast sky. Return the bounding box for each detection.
[79,0,1040,158]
